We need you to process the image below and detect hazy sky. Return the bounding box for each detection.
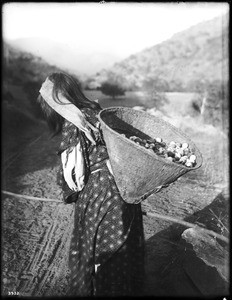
[2,2,229,57]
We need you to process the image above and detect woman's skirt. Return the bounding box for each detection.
[68,160,145,296]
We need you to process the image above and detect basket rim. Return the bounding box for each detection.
[98,106,203,170]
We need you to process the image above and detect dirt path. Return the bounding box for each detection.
[2,116,229,296]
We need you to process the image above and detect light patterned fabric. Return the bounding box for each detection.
[61,141,85,192]
[57,107,145,296]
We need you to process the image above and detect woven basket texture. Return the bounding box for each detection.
[98,107,203,204]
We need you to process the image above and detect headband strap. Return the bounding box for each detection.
[39,78,97,144]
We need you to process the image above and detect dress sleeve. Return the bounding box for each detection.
[57,120,81,204]
[58,120,80,154]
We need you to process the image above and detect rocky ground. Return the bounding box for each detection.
[2,111,229,297]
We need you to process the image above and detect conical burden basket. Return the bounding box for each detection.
[98,107,203,204]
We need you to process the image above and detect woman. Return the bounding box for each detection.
[37,72,145,296]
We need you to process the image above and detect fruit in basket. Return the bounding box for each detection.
[185,159,193,167]
[176,148,184,156]
[166,156,174,162]
[167,150,175,158]
[179,156,188,163]
[145,142,150,148]
[182,142,189,149]
[158,147,165,155]
[169,141,176,148]
[124,133,196,167]
[129,136,137,141]
[189,154,196,163]
[155,137,162,143]
[174,152,182,160]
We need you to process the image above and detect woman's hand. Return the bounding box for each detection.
[61,142,85,192]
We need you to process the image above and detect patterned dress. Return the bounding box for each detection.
[57,107,145,296]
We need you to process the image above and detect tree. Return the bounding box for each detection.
[100,81,126,99]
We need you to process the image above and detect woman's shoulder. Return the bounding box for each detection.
[82,106,102,113]
[81,107,104,144]
[81,107,101,123]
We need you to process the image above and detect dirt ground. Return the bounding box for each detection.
[2,109,229,297]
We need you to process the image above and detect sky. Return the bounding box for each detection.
[2,2,229,58]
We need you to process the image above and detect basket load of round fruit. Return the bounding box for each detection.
[127,137,197,168]
[98,107,203,204]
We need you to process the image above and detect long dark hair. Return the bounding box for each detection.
[37,72,101,136]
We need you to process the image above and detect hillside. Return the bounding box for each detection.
[3,42,73,84]
[7,37,123,77]
[88,13,228,91]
